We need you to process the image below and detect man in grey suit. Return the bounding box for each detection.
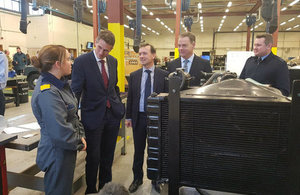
[125,43,168,193]
[71,30,125,194]
[167,32,212,86]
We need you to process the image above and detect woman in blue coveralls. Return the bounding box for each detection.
[31,45,87,195]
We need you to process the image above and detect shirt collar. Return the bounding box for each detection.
[181,54,194,64]
[261,52,271,61]
[93,50,106,63]
[41,72,67,89]
[143,64,155,73]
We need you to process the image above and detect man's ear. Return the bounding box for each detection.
[53,61,61,69]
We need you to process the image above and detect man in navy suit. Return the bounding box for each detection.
[125,43,168,193]
[167,32,212,86]
[71,30,125,194]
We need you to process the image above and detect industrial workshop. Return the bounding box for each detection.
[0,0,300,195]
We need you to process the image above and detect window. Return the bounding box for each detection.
[0,0,20,12]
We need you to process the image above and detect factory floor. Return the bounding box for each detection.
[3,95,240,195]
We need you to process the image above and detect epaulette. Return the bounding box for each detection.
[40,84,51,91]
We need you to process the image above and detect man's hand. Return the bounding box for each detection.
[81,137,87,151]
[125,119,132,128]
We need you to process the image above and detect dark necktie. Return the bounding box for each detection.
[100,60,110,108]
[144,70,152,112]
[257,57,262,65]
[183,59,189,72]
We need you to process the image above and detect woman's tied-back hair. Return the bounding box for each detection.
[32,45,67,73]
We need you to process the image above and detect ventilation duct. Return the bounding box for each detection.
[133,0,141,53]
[74,0,83,22]
[19,0,28,34]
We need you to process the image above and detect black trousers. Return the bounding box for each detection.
[0,90,5,116]
[132,112,147,181]
[85,108,120,193]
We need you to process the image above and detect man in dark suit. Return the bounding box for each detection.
[125,43,168,193]
[167,32,212,86]
[71,30,125,194]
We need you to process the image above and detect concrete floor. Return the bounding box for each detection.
[3,96,241,195]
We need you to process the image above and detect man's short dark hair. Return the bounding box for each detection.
[17,46,21,50]
[96,30,115,46]
[256,34,273,46]
[180,32,196,44]
[139,43,156,54]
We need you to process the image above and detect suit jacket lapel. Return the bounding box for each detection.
[176,58,181,69]
[153,68,158,92]
[189,54,198,74]
[137,69,143,99]
[106,56,112,89]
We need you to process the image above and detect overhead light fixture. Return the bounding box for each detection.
[298,15,300,17]
[286,27,292,30]
[227,1,232,7]
[254,25,258,28]
[293,24,299,28]
[147,27,151,31]
[288,18,295,22]
[130,28,134,31]
[142,24,146,28]
[104,16,108,19]
[239,23,242,26]
[242,19,246,22]
[160,21,164,25]
[223,16,226,19]
[90,10,93,13]
[142,32,146,35]
[142,5,148,12]
[289,0,300,6]
[281,7,287,11]
[221,19,224,23]
[198,3,202,9]
[149,12,154,16]
[152,30,155,33]
[258,22,263,25]
[156,32,159,35]
[174,11,176,15]
[124,24,129,28]
[156,18,160,22]
[280,22,286,26]
[225,8,229,13]
[126,15,133,20]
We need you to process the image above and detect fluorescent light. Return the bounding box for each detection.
[156,18,160,22]
[142,32,146,35]
[142,24,146,28]
[233,29,237,31]
[242,19,246,22]
[174,11,176,15]
[90,10,93,13]
[152,30,155,33]
[289,0,300,6]
[104,16,108,19]
[293,25,299,28]
[198,3,202,9]
[126,15,132,20]
[164,25,168,28]
[156,32,159,35]
[130,28,134,31]
[288,18,295,22]
[223,16,227,19]
[147,27,151,31]
[200,10,202,13]
[124,24,129,28]
[281,7,287,11]
[227,1,232,7]
[259,22,263,25]
[254,25,258,28]
[298,15,300,17]
[225,8,229,12]
[200,16,203,20]
[280,22,286,26]
[239,23,242,26]
[160,21,164,25]
[286,27,292,30]
[149,12,154,16]
[142,5,148,11]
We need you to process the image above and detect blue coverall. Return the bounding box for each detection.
[31,72,85,195]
